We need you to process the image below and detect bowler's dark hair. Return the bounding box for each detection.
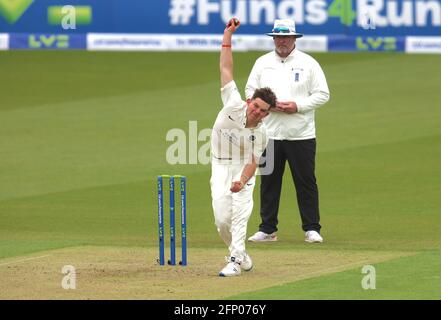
[252,87,277,109]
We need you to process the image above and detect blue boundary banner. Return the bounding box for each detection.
[328,35,405,52]
[0,0,440,36]
[0,33,441,54]
[3,33,441,53]
[9,33,87,50]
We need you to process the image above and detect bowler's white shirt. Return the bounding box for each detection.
[211,81,268,164]
[246,49,330,140]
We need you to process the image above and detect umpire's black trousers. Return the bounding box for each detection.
[259,138,321,234]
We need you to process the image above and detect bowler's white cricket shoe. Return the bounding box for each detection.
[248,231,278,242]
[219,257,241,277]
[305,230,323,243]
[241,252,253,272]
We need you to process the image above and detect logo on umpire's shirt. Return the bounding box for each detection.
[292,68,303,82]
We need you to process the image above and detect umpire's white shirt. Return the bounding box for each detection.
[245,49,330,140]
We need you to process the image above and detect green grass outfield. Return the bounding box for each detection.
[0,51,440,299]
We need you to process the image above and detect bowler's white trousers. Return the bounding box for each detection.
[210,161,256,261]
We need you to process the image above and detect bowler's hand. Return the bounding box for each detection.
[275,101,298,114]
[230,181,244,193]
[225,18,240,33]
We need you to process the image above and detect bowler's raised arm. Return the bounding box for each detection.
[220,18,240,87]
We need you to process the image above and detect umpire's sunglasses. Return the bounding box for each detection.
[272,27,291,33]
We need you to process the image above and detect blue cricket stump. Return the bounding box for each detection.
[180,176,187,266]
[157,176,165,265]
[168,177,175,265]
[157,175,187,266]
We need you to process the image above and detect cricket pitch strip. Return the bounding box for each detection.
[0,246,412,299]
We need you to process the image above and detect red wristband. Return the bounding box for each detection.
[222,44,231,48]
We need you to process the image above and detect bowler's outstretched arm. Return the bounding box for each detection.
[220,18,240,87]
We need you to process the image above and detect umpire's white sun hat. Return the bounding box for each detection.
[266,19,303,38]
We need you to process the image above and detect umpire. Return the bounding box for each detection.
[246,19,330,243]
